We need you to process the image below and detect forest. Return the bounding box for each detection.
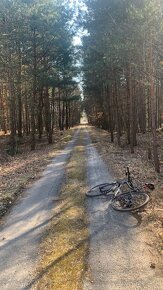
[0,0,81,153]
[0,0,163,173]
[0,1,163,288]
[82,0,163,173]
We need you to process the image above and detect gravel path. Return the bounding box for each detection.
[84,129,163,290]
[0,127,162,290]
[0,129,79,290]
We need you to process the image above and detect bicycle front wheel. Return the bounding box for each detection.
[111,191,149,211]
[86,183,115,197]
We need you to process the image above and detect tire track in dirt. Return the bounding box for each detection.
[84,129,163,290]
[0,129,80,290]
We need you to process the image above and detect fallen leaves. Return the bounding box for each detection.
[0,129,74,217]
[88,126,163,273]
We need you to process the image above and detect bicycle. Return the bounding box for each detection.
[86,167,154,212]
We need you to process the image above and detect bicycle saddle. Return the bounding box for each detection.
[145,183,155,190]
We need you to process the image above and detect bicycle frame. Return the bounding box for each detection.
[86,167,154,204]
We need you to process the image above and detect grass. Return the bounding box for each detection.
[34,134,89,290]
[62,134,73,142]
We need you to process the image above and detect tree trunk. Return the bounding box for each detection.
[17,45,22,138]
[58,88,62,130]
[149,34,160,172]
[114,80,121,146]
[65,101,69,130]
[38,87,43,139]
[61,101,65,131]
[44,86,53,144]
[8,69,16,155]
[31,28,36,150]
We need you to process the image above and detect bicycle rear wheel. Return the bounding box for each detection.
[86,183,116,197]
[111,191,149,211]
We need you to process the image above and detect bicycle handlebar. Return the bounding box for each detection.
[125,168,154,190]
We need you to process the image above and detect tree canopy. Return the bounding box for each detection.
[81,0,163,172]
[0,0,81,151]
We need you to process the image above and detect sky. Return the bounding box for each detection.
[73,35,82,46]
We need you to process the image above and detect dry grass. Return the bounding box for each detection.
[0,129,75,217]
[33,134,88,290]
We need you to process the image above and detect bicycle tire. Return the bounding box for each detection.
[111,191,149,212]
[86,183,116,197]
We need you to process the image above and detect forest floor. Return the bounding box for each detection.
[0,129,74,218]
[87,126,163,271]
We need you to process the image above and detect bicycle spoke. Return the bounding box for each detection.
[111,191,149,211]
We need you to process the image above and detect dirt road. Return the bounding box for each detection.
[0,127,162,290]
[0,129,79,290]
[84,129,163,290]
